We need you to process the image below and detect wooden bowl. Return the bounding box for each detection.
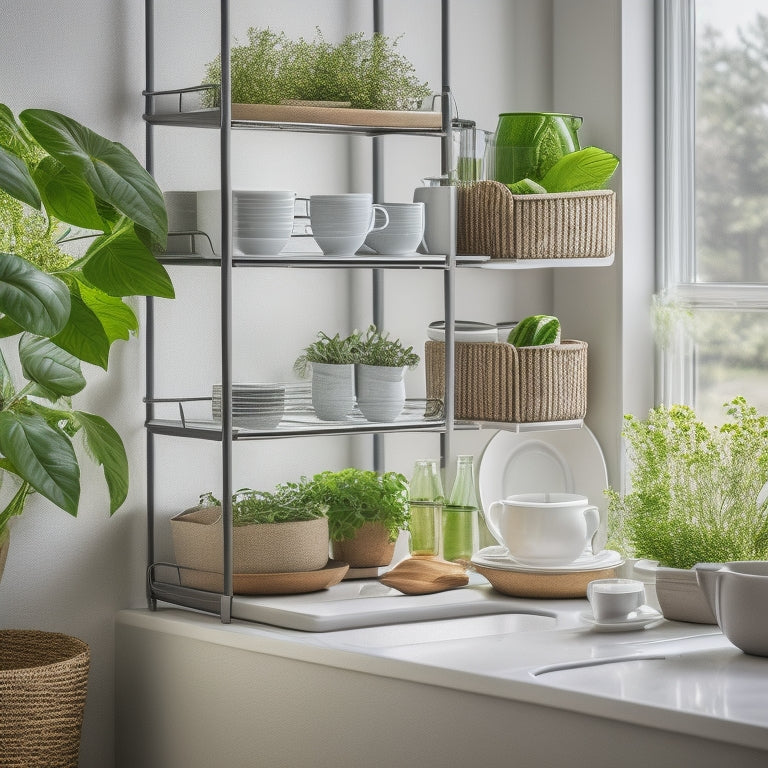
[474,563,619,598]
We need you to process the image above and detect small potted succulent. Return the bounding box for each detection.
[606,397,768,623]
[294,330,361,421]
[171,485,329,591]
[292,468,409,568]
[355,324,420,422]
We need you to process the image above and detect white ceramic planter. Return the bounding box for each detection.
[356,364,407,422]
[310,362,355,421]
[634,559,717,624]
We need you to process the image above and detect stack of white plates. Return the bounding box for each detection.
[472,546,623,573]
[234,190,296,256]
[212,383,286,429]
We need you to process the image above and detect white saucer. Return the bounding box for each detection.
[472,548,623,574]
[580,605,664,632]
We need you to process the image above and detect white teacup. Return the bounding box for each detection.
[486,493,600,566]
[309,193,389,255]
[364,202,425,255]
[587,578,646,621]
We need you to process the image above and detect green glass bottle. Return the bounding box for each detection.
[443,455,479,563]
[408,460,444,558]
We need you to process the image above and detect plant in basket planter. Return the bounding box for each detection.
[0,105,173,585]
[294,329,362,421]
[356,324,420,422]
[606,397,768,623]
[292,468,409,568]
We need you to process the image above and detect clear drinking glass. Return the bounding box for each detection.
[408,460,444,557]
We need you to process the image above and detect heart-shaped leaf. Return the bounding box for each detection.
[0,146,41,209]
[19,333,86,397]
[0,411,80,515]
[539,147,620,193]
[50,288,111,369]
[0,253,70,336]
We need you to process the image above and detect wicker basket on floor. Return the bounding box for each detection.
[0,630,90,768]
[425,339,588,423]
[457,180,615,260]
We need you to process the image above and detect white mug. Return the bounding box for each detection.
[309,193,389,256]
[587,578,646,621]
[486,493,599,566]
[365,202,425,255]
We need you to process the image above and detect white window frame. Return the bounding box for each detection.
[656,0,768,407]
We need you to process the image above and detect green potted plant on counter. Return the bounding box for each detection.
[356,324,420,422]
[292,468,409,568]
[606,397,768,623]
[0,105,173,584]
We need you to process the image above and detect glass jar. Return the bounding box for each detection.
[408,460,444,558]
[443,455,480,563]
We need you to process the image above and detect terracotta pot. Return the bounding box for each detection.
[171,506,329,591]
[332,521,396,567]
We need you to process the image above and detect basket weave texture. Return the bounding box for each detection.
[457,180,615,260]
[0,630,90,768]
[425,339,587,423]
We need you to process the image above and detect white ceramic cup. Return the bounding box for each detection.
[364,202,425,255]
[309,193,389,255]
[486,493,600,566]
[587,578,646,621]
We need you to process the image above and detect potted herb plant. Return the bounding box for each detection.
[355,324,420,422]
[0,105,173,584]
[171,485,329,591]
[606,397,768,623]
[294,329,361,421]
[294,468,409,568]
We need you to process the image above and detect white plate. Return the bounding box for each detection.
[471,548,623,574]
[580,605,664,632]
[478,426,609,548]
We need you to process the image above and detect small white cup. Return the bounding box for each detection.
[486,493,600,566]
[587,578,646,621]
[364,202,425,255]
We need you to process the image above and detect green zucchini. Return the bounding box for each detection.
[507,315,560,346]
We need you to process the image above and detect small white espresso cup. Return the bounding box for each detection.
[486,493,600,566]
[309,193,389,255]
[587,578,646,621]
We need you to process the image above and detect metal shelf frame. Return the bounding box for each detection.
[144,0,456,623]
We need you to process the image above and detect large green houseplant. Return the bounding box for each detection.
[0,105,173,579]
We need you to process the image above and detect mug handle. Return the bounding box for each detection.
[583,505,600,555]
[486,501,505,547]
[368,204,390,233]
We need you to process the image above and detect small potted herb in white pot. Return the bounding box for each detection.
[356,324,420,422]
[294,330,361,421]
[607,398,768,623]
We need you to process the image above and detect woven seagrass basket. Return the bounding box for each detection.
[425,339,587,423]
[0,630,90,768]
[457,180,615,260]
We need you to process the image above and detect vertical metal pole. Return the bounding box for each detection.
[220,0,233,623]
[144,0,157,610]
[372,0,385,473]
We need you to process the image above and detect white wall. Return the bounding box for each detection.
[0,1,651,766]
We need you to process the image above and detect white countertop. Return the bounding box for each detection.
[117,580,768,756]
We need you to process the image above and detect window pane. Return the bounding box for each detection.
[695,1,768,283]
[693,310,768,422]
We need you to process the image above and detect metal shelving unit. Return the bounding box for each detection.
[143,0,456,623]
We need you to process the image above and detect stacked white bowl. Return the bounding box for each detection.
[364,202,425,255]
[212,383,285,429]
[234,190,296,256]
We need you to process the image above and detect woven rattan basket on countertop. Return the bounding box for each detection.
[425,339,588,423]
[457,180,615,260]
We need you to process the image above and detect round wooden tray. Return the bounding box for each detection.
[473,563,619,598]
[233,560,349,595]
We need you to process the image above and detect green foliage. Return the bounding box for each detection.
[507,314,560,346]
[293,329,362,377]
[287,468,409,542]
[506,147,619,195]
[0,105,174,538]
[357,324,420,368]
[606,397,768,569]
[203,27,431,111]
[199,486,327,527]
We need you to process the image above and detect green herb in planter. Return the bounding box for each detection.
[606,397,768,569]
[199,487,327,526]
[358,324,419,368]
[293,329,362,377]
[203,27,431,111]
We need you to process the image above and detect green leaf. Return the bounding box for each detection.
[19,109,167,240]
[0,253,70,336]
[0,411,80,515]
[75,278,137,344]
[81,226,175,299]
[506,178,547,195]
[19,333,86,397]
[538,146,620,193]
[0,348,17,404]
[0,146,41,209]
[0,104,34,157]
[73,411,128,514]
[0,316,23,339]
[51,288,111,369]
[32,156,106,231]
